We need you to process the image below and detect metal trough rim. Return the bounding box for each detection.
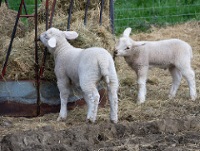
[0,80,107,117]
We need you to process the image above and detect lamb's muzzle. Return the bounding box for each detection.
[114,50,118,55]
[113,50,118,60]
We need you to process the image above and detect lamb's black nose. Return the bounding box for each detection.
[114,50,118,55]
[113,50,117,60]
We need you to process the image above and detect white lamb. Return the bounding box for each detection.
[114,27,197,103]
[39,27,119,123]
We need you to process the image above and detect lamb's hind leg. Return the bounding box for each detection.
[82,86,100,123]
[180,67,197,100]
[168,67,182,99]
[106,76,118,123]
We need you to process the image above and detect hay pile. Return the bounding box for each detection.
[0,3,27,79]
[0,0,114,80]
[0,3,26,38]
[37,0,110,23]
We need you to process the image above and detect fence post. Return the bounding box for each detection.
[67,0,73,30]
[109,0,115,34]
[99,0,104,25]
[1,0,24,77]
[34,0,40,116]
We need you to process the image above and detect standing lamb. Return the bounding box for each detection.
[114,27,197,104]
[39,27,119,123]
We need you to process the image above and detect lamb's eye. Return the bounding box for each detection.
[44,34,49,39]
[126,46,130,50]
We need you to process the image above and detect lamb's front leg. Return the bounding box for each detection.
[57,78,70,121]
[136,66,148,104]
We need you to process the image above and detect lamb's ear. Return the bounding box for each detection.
[63,31,79,40]
[48,37,56,48]
[133,42,145,48]
[123,27,132,37]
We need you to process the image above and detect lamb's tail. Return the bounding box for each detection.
[98,51,118,88]
[98,57,110,84]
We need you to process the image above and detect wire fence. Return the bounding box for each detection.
[114,0,200,34]
[3,0,200,35]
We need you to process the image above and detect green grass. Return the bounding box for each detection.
[114,0,200,34]
[7,0,36,14]
[5,0,40,25]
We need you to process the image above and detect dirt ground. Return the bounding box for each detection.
[0,21,200,151]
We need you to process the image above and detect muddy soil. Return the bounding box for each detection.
[1,116,200,151]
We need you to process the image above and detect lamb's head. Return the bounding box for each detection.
[114,27,145,57]
[39,27,78,54]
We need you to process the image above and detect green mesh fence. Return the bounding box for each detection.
[114,0,200,34]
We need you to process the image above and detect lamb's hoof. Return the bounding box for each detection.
[137,100,145,104]
[191,95,197,101]
[168,94,175,100]
[86,119,95,124]
[110,119,118,124]
[137,96,146,104]
[110,115,118,124]
[57,116,67,122]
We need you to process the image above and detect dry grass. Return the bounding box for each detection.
[0,3,26,38]
[0,21,200,140]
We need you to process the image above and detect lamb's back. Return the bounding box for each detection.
[145,39,192,66]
